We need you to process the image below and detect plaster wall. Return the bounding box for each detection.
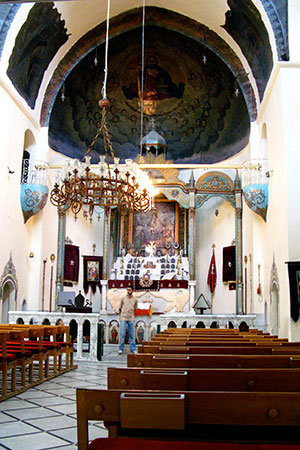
[279,65,300,340]
[0,83,47,313]
[258,69,290,339]
[63,207,105,312]
[289,0,300,61]
[195,196,236,314]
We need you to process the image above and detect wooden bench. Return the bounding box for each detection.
[0,323,76,401]
[127,353,300,368]
[77,387,300,449]
[0,324,75,373]
[108,366,300,392]
[0,331,17,400]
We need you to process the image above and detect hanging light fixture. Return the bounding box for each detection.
[50,0,154,220]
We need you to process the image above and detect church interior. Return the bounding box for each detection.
[1,0,300,447]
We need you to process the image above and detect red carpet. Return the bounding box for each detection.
[89,438,300,450]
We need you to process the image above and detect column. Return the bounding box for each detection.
[100,279,108,313]
[234,173,244,314]
[188,280,196,313]
[103,208,111,279]
[89,319,98,361]
[119,213,125,254]
[55,207,66,310]
[76,321,83,359]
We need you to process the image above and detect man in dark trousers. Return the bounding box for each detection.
[118,285,138,354]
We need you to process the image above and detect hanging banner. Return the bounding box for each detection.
[287,262,300,322]
[83,256,103,294]
[64,244,79,283]
[243,184,268,222]
[222,245,236,283]
[20,184,48,223]
[207,248,217,294]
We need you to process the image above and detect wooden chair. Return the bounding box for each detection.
[0,331,17,399]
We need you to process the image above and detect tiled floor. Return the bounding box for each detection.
[0,348,127,450]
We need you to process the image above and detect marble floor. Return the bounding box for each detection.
[0,349,127,450]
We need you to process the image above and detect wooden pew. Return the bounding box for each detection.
[137,345,300,355]
[127,352,300,368]
[0,331,17,399]
[1,324,75,373]
[1,329,34,388]
[77,387,300,449]
[108,366,300,392]
[0,324,50,380]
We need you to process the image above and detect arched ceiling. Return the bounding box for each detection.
[0,0,288,164]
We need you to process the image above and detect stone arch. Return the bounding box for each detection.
[195,171,236,209]
[270,257,280,335]
[0,253,18,317]
[1,280,16,323]
[69,319,78,344]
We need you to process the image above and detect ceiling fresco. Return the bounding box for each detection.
[49,26,250,165]
[222,0,273,101]
[6,2,69,109]
[0,0,288,164]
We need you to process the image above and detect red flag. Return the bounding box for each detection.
[207,248,217,294]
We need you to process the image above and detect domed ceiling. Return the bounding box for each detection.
[49,25,250,164]
[1,0,288,165]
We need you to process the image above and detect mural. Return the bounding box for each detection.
[132,201,176,253]
[7,2,68,109]
[222,0,273,101]
[49,26,250,165]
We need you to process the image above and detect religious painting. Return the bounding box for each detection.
[135,321,146,344]
[109,320,119,344]
[99,320,106,344]
[131,201,178,253]
[149,321,159,339]
[87,260,100,282]
[83,256,103,294]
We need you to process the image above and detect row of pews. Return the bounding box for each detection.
[0,323,76,401]
[77,327,300,449]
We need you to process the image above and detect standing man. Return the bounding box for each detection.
[118,285,138,355]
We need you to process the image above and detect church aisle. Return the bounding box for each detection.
[0,350,126,450]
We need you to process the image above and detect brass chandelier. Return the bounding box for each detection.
[50,101,154,220]
[50,0,154,220]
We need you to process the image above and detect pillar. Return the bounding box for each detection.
[103,208,111,279]
[234,172,244,314]
[55,207,66,310]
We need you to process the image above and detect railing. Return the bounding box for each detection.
[8,311,257,361]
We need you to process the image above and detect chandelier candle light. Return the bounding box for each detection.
[50,0,154,220]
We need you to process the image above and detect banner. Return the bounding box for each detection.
[287,262,300,322]
[222,245,236,283]
[207,248,217,294]
[64,244,79,283]
[83,256,103,294]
